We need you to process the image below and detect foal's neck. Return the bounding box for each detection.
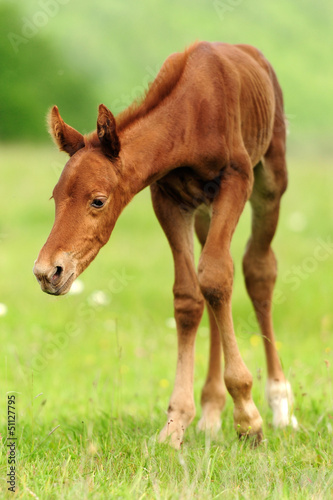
[118,102,186,197]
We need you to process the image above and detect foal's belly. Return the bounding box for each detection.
[156,167,221,209]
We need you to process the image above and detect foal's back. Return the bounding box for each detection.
[187,42,279,167]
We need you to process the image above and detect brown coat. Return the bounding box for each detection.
[34,42,297,447]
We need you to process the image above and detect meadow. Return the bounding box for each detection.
[0,144,332,498]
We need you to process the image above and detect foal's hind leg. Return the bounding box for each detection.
[194,208,226,433]
[242,149,297,428]
[150,184,204,449]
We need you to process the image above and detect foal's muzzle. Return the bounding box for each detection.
[33,254,76,295]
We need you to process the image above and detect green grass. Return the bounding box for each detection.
[0,145,333,498]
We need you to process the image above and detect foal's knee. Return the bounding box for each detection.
[173,287,204,331]
[243,245,277,298]
[243,245,278,320]
[198,254,234,309]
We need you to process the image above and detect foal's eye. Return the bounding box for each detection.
[91,198,106,208]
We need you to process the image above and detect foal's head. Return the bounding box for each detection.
[33,105,125,295]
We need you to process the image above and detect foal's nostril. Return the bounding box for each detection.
[51,266,63,284]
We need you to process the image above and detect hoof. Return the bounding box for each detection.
[233,398,263,444]
[197,405,222,435]
[238,428,263,448]
[158,419,185,450]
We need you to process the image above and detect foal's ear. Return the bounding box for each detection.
[97,104,120,159]
[48,106,85,156]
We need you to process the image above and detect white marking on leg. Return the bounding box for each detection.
[266,379,298,429]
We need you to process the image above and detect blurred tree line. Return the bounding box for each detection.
[0,3,96,141]
[1,0,332,148]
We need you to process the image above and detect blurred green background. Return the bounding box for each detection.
[1,0,332,153]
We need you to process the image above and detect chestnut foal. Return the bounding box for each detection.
[34,42,297,448]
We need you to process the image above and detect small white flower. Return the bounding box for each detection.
[287,212,307,232]
[89,291,109,306]
[0,303,8,316]
[69,279,84,295]
[165,317,176,329]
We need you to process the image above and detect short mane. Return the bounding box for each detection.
[116,43,198,132]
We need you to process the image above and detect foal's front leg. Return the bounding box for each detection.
[198,156,263,442]
[151,185,204,448]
